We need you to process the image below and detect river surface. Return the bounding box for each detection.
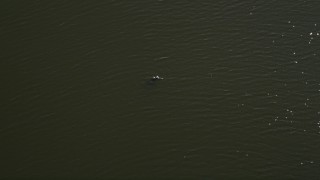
[1,1,320,179]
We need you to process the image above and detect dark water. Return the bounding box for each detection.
[1,0,320,179]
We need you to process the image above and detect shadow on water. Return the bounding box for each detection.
[145,79,160,87]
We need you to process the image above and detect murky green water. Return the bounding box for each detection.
[1,1,320,179]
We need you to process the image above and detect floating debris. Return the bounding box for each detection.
[151,75,164,80]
